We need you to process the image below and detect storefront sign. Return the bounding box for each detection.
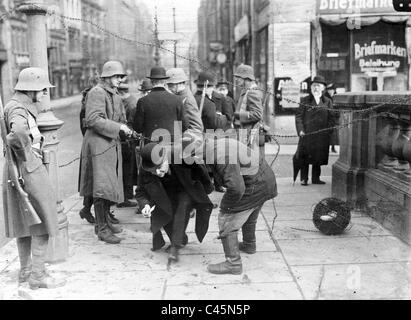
[274,23,311,84]
[234,15,249,42]
[318,0,397,14]
[353,37,407,74]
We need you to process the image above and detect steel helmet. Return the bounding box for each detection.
[166,68,188,84]
[234,64,256,81]
[100,61,127,78]
[14,67,55,91]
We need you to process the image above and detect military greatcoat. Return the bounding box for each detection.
[2,92,58,238]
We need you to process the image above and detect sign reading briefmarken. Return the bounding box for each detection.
[317,0,397,14]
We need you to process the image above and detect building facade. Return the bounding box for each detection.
[316,0,411,92]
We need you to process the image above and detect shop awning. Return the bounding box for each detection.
[320,13,411,26]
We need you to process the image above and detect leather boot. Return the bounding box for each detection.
[79,207,95,224]
[168,246,179,263]
[107,211,120,224]
[95,200,121,244]
[29,235,66,290]
[105,206,123,234]
[239,222,257,254]
[207,233,243,275]
[17,237,32,284]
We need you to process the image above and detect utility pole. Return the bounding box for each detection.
[173,6,177,68]
[18,0,68,263]
[154,6,161,66]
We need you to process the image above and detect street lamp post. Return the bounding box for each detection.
[18,1,69,263]
[173,6,177,68]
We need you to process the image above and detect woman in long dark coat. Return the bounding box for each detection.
[295,76,335,185]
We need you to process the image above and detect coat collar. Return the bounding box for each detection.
[12,92,39,118]
[309,94,326,106]
[98,82,118,95]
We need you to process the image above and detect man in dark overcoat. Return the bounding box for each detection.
[2,67,66,289]
[135,143,214,263]
[79,60,133,244]
[217,80,236,129]
[295,76,336,185]
[133,67,185,143]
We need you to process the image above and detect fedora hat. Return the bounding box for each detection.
[141,143,168,174]
[217,79,230,87]
[147,67,169,80]
[139,79,153,92]
[195,72,216,86]
[312,75,327,86]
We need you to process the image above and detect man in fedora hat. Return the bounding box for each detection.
[295,75,336,186]
[138,79,153,97]
[133,67,185,142]
[135,141,214,264]
[216,80,236,128]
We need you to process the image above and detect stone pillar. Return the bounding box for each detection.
[18,2,68,262]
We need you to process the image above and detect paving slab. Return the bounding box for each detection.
[279,236,411,266]
[165,252,292,286]
[273,217,392,241]
[292,262,411,300]
[163,282,303,300]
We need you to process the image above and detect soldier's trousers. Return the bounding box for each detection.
[17,234,49,280]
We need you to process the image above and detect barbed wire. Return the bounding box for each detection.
[1,4,411,171]
[3,4,411,118]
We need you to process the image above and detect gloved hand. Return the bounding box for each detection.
[120,124,133,138]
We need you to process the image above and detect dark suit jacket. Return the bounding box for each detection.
[194,91,217,131]
[133,87,184,140]
[212,91,233,128]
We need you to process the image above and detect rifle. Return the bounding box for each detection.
[0,94,42,226]
[199,80,209,115]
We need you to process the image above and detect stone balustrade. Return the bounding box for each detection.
[332,92,411,244]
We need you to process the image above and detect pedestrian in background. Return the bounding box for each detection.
[325,83,339,153]
[117,82,139,209]
[2,67,66,289]
[78,73,100,225]
[216,80,236,129]
[295,76,335,186]
[79,60,133,244]
[137,79,153,100]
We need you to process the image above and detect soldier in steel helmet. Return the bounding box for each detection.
[79,60,133,244]
[2,67,66,289]
[233,64,264,154]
